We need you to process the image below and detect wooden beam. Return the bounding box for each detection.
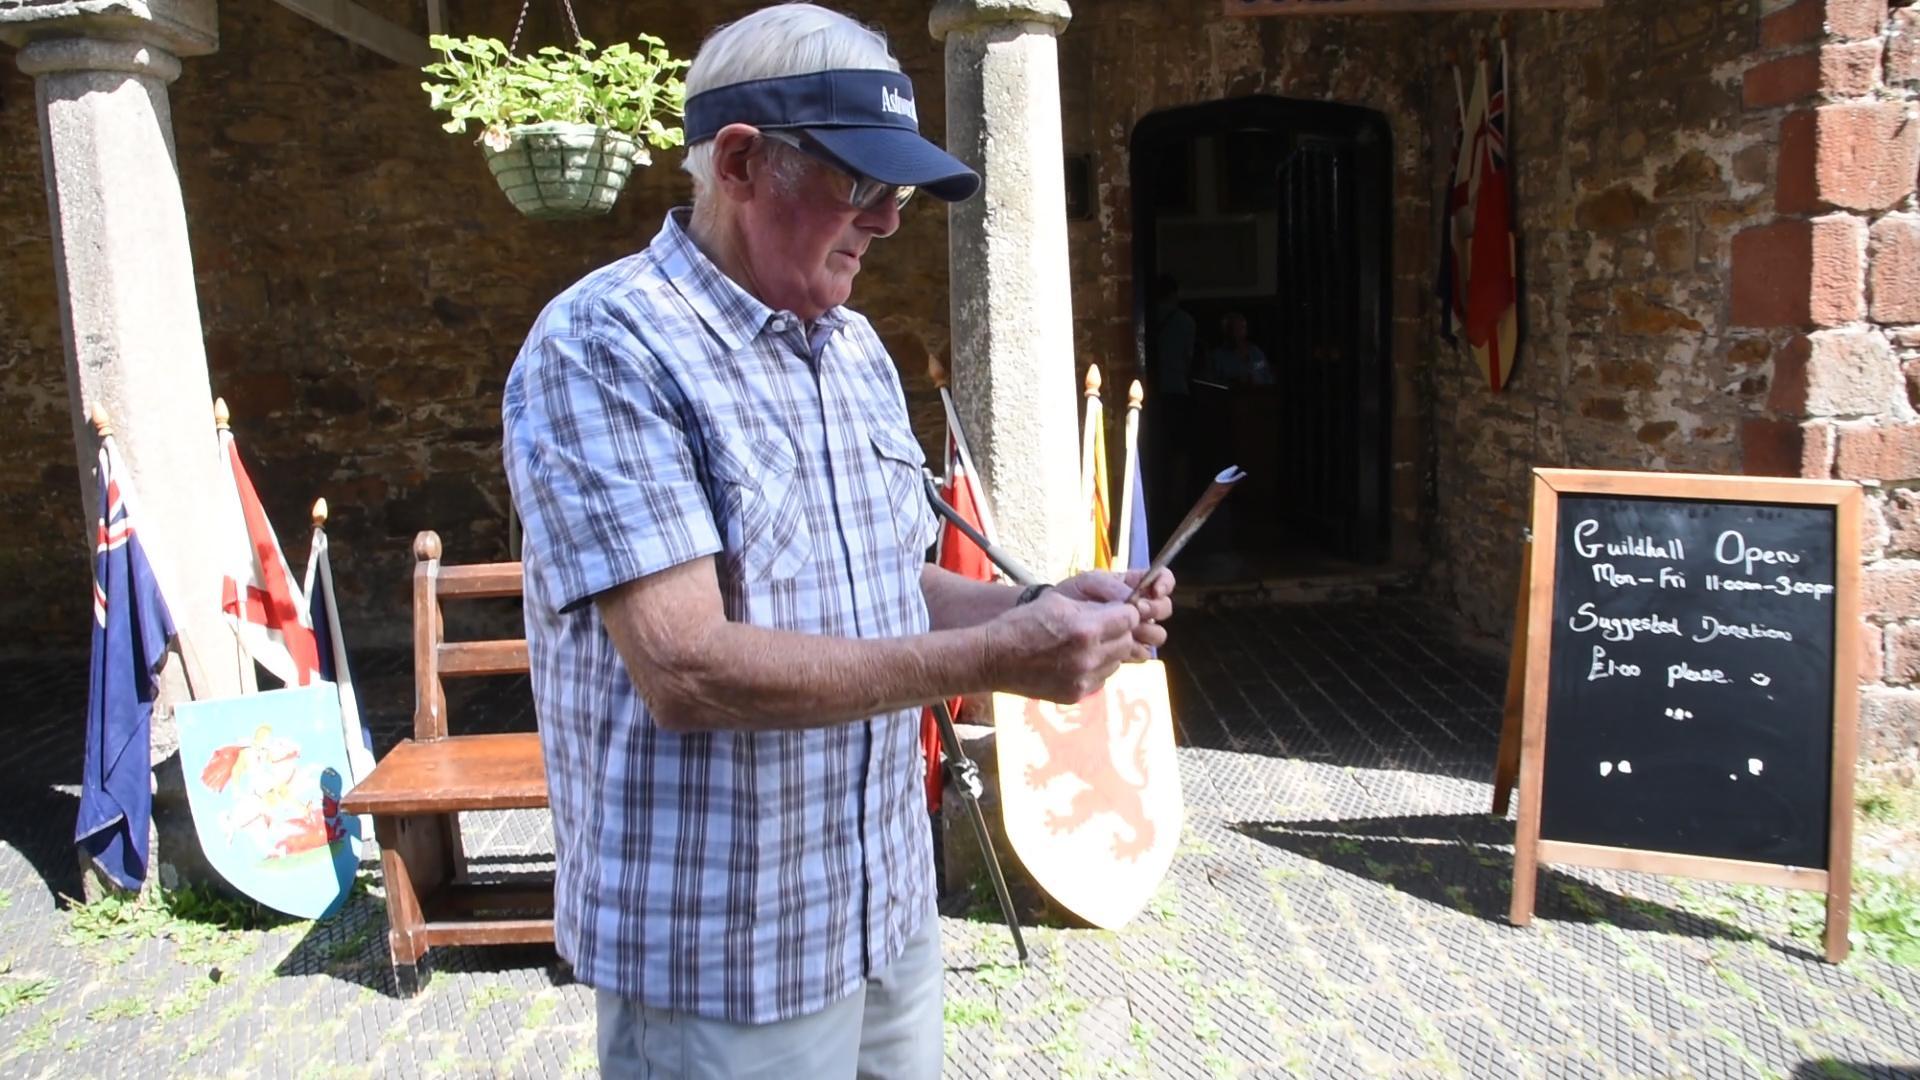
[1226,0,1601,13]
[270,0,431,67]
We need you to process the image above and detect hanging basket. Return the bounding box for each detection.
[482,122,645,221]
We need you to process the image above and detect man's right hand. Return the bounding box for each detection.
[982,590,1141,704]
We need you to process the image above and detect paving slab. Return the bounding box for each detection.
[2,597,1918,1077]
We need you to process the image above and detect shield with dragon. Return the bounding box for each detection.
[175,683,362,919]
[992,659,1182,929]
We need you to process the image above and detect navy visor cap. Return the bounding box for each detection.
[684,68,982,203]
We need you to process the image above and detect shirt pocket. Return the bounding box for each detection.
[709,433,810,581]
[868,427,937,557]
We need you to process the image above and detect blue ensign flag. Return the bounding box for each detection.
[76,440,177,890]
[309,562,338,684]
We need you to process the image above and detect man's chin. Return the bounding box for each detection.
[817,280,855,310]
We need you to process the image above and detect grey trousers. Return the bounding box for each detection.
[594,911,944,1079]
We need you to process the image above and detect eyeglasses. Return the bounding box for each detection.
[759,129,916,212]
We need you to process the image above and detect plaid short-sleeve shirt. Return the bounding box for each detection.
[502,210,940,1024]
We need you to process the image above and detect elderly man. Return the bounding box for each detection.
[503,5,1175,1077]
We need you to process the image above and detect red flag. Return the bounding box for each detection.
[218,426,321,686]
[1464,45,1518,390]
[920,426,997,811]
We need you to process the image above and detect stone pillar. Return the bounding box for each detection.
[930,0,1080,581]
[5,1,238,889]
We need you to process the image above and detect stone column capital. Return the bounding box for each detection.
[930,0,1072,41]
[0,0,216,58]
[18,34,180,82]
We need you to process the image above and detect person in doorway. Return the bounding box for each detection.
[501,6,1177,1079]
[1151,273,1198,401]
[1205,311,1274,387]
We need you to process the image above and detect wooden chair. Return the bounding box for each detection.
[340,531,550,994]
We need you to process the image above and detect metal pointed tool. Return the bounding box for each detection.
[923,470,1041,587]
[922,470,1032,963]
[931,696,1027,964]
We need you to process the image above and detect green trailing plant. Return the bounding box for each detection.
[421,33,688,159]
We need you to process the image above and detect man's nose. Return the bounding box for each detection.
[857,197,901,238]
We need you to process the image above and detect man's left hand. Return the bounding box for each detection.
[1053,569,1176,658]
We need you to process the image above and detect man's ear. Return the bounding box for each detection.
[710,123,761,204]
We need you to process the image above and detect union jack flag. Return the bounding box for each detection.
[1437,64,1469,346]
[76,437,177,890]
[1464,43,1518,390]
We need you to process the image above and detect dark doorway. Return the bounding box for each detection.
[1132,97,1392,583]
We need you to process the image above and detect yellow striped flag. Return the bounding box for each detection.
[1079,366,1113,572]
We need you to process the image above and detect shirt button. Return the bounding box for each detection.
[770,315,792,332]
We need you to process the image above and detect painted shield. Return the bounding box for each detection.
[175,683,362,919]
[992,660,1182,929]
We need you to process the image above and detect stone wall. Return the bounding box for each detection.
[1735,0,1920,762]
[4,0,1911,764]
[0,0,954,650]
[1427,0,1779,637]
[0,48,74,640]
[6,1,1446,654]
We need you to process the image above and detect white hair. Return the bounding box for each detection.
[682,3,901,198]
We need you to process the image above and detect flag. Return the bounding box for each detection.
[1076,367,1113,573]
[76,437,177,890]
[1124,452,1150,578]
[933,434,996,586]
[1464,41,1519,391]
[218,420,320,686]
[1115,380,1154,658]
[1087,409,1113,571]
[1436,63,1468,345]
[1450,57,1489,347]
[304,511,375,788]
[1124,450,1156,661]
[920,424,997,812]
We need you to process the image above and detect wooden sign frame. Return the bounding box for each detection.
[1509,468,1861,963]
[1225,0,1602,15]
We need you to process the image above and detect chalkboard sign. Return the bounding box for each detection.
[1507,469,1861,963]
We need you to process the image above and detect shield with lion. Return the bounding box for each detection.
[992,659,1182,929]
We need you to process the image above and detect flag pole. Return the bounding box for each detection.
[1452,56,1466,128]
[303,497,324,602]
[308,498,375,785]
[925,356,953,572]
[212,398,253,691]
[1115,380,1144,569]
[928,355,1001,548]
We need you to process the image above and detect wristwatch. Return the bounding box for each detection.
[1014,583,1053,606]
